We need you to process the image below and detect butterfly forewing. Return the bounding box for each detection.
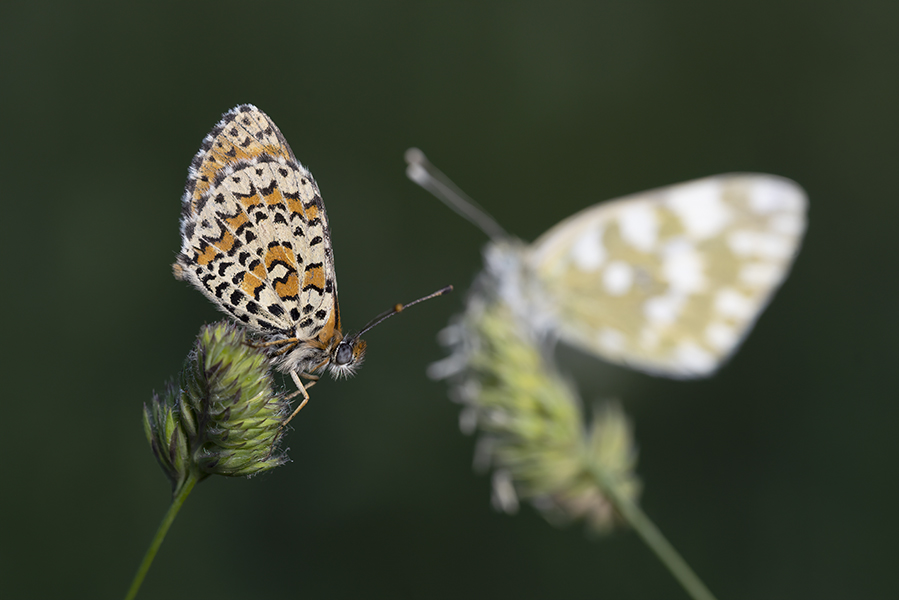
[526,174,807,377]
[175,105,339,346]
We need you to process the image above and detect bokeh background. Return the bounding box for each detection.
[2,2,896,599]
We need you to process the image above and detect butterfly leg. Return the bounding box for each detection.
[252,337,300,349]
[281,370,314,426]
[281,364,327,429]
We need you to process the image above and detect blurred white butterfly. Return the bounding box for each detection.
[405,148,807,378]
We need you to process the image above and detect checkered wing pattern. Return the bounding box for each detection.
[525,174,807,377]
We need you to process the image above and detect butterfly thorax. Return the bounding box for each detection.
[269,324,367,379]
[482,239,559,336]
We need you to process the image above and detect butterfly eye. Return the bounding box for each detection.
[334,340,355,366]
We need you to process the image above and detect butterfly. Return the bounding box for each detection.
[405,148,806,378]
[173,105,450,423]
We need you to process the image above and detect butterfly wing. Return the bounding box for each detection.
[175,104,339,344]
[525,174,807,378]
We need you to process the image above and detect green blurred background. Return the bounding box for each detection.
[2,2,896,598]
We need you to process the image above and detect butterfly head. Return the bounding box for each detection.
[328,334,367,379]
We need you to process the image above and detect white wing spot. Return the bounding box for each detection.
[618,203,659,252]
[749,178,803,213]
[603,260,634,296]
[714,288,756,320]
[674,341,718,374]
[728,230,794,259]
[666,179,731,239]
[571,227,606,271]
[644,292,686,325]
[706,322,739,351]
[740,262,781,287]
[661,239,706,293]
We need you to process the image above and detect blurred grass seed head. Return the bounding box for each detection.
[431,247,641,533]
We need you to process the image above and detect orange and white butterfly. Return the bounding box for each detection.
[405,148,806,379]
[173,105,449,423]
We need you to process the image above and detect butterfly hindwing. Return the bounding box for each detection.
[176,105,339,343]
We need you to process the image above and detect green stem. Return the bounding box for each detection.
[124,474,199,600]
[588,465,718,600]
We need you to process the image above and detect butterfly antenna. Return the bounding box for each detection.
[405,148,509,241]
[357,285,454,337]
